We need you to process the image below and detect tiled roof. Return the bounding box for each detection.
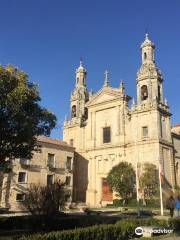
[172,123,180,128]
[37,135,73,148]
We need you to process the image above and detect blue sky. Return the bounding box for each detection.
[0,0,179,138]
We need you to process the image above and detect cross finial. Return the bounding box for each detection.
[103,70,109,87]
[80,57,83,67]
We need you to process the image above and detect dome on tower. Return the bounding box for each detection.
[76,60,86,73]
[141,33,155,49]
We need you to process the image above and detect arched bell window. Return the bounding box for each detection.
[84,107,88,119]
[71,105,76,118]
[158,85,161,101]
[141,85,148,101]
[144,52,147,60]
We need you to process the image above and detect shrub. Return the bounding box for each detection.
[20,225,123,240]
[168,217,180,232]
[0,215,122,232]
[22,181,66,217]
[112,198,160,208]
[19,218,169,240]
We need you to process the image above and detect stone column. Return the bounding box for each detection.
[116,105,120,135]
[0,174,9,208]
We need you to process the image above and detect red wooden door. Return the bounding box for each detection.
[101,178,113,201]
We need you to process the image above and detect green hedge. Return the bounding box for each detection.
[19,218,168,240]
[169,217,180,232]
[0,215,122,232]
[110,199,160,208]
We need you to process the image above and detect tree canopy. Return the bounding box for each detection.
[0,64,57,165]
[107,161,136,201]
[139,163,159,200]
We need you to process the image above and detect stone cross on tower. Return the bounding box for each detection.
[103,70,109,87]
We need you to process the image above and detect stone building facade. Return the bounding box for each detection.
[0,136,74,212]
[63,34,179,206]
[172,124,180,187]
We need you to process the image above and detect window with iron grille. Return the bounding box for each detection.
[47,175,53,185]
[142,126,148,137]
[48,153,55,168]
[103,127,111,143]
[18,172,26,183]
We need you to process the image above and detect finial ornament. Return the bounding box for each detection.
[120,80,124,93]
[145,33,149,40]
[80,58,83,67]
[103,70,109,87]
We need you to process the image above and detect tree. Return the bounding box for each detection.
[107,162,136,202]
[0,64,56,167]
[139,163,159,201]
[22,181,66,217]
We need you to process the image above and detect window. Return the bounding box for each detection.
[66,157,72,171]
[69,139,74,147]
[84,108,88,119]
[71,105,76,118]
[65,176,71,186]
[16,193,25,201]
[103,127,111,143]
[144,52,147,60]
[18,172,26,183]
[47,175,53,185]
[142,126,148,137]
[158,85,161,101]
[141,85,148,101]
[48,153,55,168]
[20,158,30,165]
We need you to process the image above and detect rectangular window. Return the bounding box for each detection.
[18,172,26,183]
[69,139,74,147]
[66,157,72,171]
[142,126,148,137]
[16,193,25,201]
[20,158,30,165]
[48,153,55,168]
[65,176,71,186]
[103,127,111,143]
[47,175,53,185]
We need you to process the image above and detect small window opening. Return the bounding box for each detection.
[141,85,148,101]
[71,105,76,118]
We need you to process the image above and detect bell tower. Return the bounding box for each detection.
[70,61,89,120]
[137,34,163,105]
[132,34,175,188]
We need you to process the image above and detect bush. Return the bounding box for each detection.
[19,218,169,240]
[169,217,180,232]
[19,224,129,240]
[0,215,122,232]
[111,198,160,208]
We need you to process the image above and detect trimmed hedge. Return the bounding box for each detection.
[111,198,160,208]
[0,215,122,232]
[19,218,169,240]
[169,217,180,232]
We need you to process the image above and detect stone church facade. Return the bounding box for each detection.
[63,34,178,207]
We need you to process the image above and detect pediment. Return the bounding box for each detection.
[87,87,120,107]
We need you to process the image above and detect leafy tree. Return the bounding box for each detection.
[0,64,56,167]
[107,162,136,202]
[139,163,159,201]
[22,181,66,217]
